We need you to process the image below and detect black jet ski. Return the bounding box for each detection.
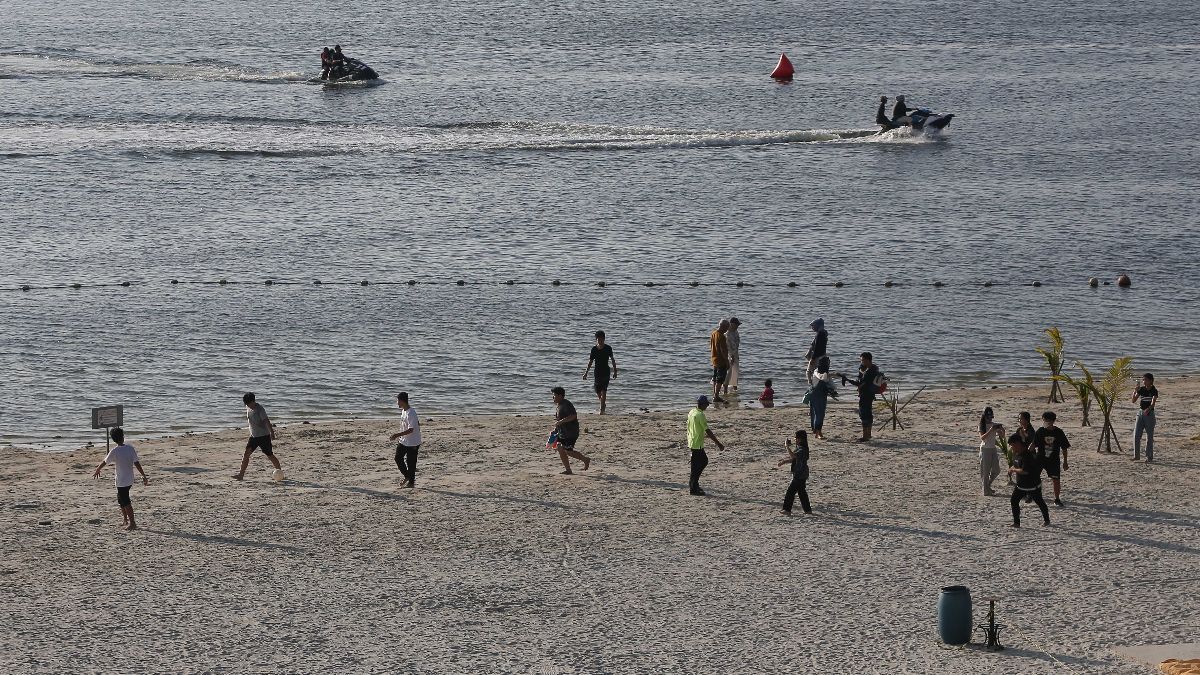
[326,57,379,82]
[875,98,953,133]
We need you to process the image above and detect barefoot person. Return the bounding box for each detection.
[841,352,881,443]
[388,392,422,488]
[234,392,283,481]
[709,320,731,403]
[777,430,812,515]
[687,395,724,496]
[1131,373,1158,462]
[550,387,590,475]
[978,407,1004,496]
[90,427,148,530]
[582,331,618,414]
[1034,411,1070,506]
[1008,433,1050,528]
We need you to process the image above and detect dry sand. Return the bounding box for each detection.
[2,379,1198,673]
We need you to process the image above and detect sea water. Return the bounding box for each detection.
[2,0,1198,447]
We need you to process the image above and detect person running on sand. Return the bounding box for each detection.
[582,331,617,414]
[1131,373,1158,462]
[389,392,422,488]
[90,427,148,530]
[1034,411,1070,507]
[841,352,881,442]
[709,319,730,403]
[234,392,283,481]
[777,430,812,515]
[805,318,828,383]
[550,387,590,475]
[1007,434,1050,527]
[687,395,724,496]
[724,317,742,395]
[978,407,1004,496]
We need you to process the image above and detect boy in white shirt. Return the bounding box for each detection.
[389,392,422,488]
[90,428,149,530]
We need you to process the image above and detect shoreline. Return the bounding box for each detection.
[8,374,1188,453]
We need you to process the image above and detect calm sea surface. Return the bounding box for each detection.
[2,0,1198,448]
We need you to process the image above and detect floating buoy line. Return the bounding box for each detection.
[4,276,1133,293]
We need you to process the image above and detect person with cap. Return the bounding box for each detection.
[841,353,881,443]
[550,386,590,475]
[891,95,912,125]
[805,318,828,383]
[709,319,731,403]
[388,392,422,488]
[724,317,742,396]
[687,395,724,496]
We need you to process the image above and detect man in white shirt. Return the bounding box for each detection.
[389,392,422,488]
[90,427,149,530]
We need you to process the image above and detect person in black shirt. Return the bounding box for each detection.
[841,352,880,442]
[876,96,896,131]
[805,317,828,383]
[583,330,618,414]
[777,430,812,515]
[1007,434,1050,527]
[332,44,346,65]
[550,387,590,475]
[891,95,911,125]
[1034,411,1070,506]
[1131,373,1159,461]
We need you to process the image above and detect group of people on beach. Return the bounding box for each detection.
[88,322,1164,528]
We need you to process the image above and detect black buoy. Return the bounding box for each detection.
[596,281,606,288]
[505,280,514,286]
[689,281,699,287]
[787,281,797,288]
[1032,281,1042,287]
[933,281,945,288]
[120,281,130,287]
[983,281,993,288]
[552,280,561,286]
[1088,277,1099,288]
[170,279,178,285]
[407,280,417,286]
[360,280,369,286]
[20,285,30,291]
[884,281,895,288]
[71,283,81,289]
[644,282,654,287]
[1117,274,1132,288]
[834,281,844,288]
[456,280,465,286]
[265,280,273,286]
[218,279,228,285]
[736,281,745,288]
[313,280,321,285]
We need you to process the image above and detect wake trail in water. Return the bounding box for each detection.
[0,50,307,84]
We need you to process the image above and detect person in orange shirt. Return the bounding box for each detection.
[709,319,730,403]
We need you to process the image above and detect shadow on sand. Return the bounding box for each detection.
[144,528,303,553]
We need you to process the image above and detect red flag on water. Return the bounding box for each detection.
[771,53,794,80]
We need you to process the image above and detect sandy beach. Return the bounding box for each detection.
[2,379,1197,673]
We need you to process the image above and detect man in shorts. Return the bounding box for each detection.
[550,386,591,475]
[582,330,618,414]
[710,319,730,403]
[1034,410,1070,506]
[234,392,283,480]
[91,427,149,530]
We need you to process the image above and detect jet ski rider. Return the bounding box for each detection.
[332,45,346,66]
[891,94,912,126]
[320,46,332,80]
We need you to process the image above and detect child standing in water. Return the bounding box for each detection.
[759,379,775,407]
[978,407,1004,495]
[777,430,812,515]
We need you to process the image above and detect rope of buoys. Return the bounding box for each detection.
[5,277,1139,293]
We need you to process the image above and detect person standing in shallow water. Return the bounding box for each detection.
[978,407,1004,496]
[724,317,742,395]
[805,318,828,383]
[1131,373,1158,462]
[582,331,617,414]
[777,430,812,515]
[550,387,590,475]
[389,392,422,488]
[1007,434,1050,527]
[709,319,730,403]
[234,392,282,480]
[687,395,724,496]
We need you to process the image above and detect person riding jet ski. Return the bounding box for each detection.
[891,94,912,126]
[320,46,332,80]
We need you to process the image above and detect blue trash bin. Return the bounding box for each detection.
[938,585,972,645]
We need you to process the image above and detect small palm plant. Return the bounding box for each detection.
[1054,361,1095,427]
[1035,327,1066,403]
[1088,356,1134,454]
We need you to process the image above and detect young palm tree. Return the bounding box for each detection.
[1035,327,1066,403]
[1054,361,1095,427]
[1063,356,1133,453]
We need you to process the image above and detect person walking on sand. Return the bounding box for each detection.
[809,356,837,439]
[90,427,149,530]
[724,317,742,395]
[687,395,724,495]
[709,319,731,403]
[978,407,1004,496]
[805,318,828,383]
[582,330,618,414]
[388,392,422,488]
[1034,411,1070,507]
[841,352,881,442]
[1008,433,1050,527]
[550,387,590,475]
[777,429,812,515]
[1131,373,1158,462]
[234,392,283,481]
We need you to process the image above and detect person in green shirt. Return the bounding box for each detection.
[687,396,724,496]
